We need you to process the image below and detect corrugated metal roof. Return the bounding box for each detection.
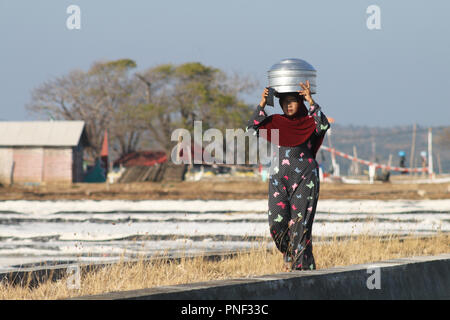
[0,121,87,147]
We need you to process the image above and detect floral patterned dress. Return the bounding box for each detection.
[246,103,330,270]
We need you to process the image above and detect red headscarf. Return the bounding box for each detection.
[257,102,324,157]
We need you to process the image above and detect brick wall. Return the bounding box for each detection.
[43,147,73,183]
[1,147,74,184]
[12,147,44,183]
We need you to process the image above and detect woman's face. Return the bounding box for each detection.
[281,95,301,117]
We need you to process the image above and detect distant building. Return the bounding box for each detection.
[0,121,89,185]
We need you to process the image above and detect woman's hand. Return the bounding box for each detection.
[298,80,314,105]
[259,87,269,108]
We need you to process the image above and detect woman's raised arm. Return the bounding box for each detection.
[245,88,272,134]
[308,103,330,137]
[298,81,330,137]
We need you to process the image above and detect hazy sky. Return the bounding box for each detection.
[1,0,449,126]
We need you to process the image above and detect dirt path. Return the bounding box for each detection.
[1,177,449,200]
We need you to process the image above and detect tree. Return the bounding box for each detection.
[26,59,142,161]
[127,62,256,153]
[27,60,257,163]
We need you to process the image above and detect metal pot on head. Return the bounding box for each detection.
[266,58,317,106]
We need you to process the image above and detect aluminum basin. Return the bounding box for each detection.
[268,58,317,94]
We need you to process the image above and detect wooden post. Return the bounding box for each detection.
[352,145,360,176]
[428,128,433,179]
[437,152,442,175]
[371,138,376,162]
[410,123,416,176]
[327,129,338,176]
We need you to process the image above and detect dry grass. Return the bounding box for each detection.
[0,233,448,300]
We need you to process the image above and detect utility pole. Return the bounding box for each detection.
[352,145,360,176]
[437,152,442,175]
[371,138,376,162]
[428,127,433,179]
[410,123,416,176]
[327,129,339,176]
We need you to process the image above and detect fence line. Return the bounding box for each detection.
[320,145,428,173]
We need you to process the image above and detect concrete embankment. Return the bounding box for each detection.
[73,254,450,300]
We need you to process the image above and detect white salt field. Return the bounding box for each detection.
[0,199,449,272]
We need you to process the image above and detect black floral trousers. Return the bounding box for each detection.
[268,143,320,271]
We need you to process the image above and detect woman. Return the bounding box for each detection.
[245,80,330,271]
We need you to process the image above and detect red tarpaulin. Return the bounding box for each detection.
[114,151,167,167]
